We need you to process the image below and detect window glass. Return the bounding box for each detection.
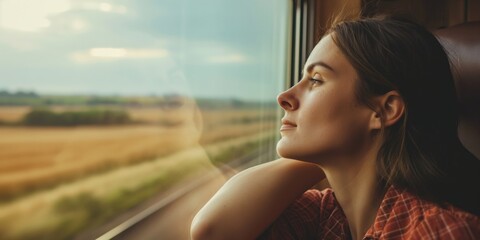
[0,0,289,239]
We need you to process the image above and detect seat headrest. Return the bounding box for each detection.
[435,22,480,159]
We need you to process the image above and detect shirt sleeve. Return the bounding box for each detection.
[410,211,480,239]
[257,189,332,240]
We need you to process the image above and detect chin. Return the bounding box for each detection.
[276,141,322,163]
[276,141,299,159]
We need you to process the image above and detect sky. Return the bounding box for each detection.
[0,0,289,100]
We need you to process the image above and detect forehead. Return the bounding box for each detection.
[304,35,356,77]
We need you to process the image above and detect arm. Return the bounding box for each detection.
[190,158,325,240]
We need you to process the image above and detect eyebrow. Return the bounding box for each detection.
[302,61,336,74]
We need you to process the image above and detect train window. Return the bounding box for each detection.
[0,0,290,239]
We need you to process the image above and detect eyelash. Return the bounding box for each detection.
[309,78,323,85]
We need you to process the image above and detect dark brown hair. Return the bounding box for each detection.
[329,15,480,215]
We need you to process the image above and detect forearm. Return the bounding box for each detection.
[190,158,325,240]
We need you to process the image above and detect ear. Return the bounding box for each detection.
[369,91,405,130]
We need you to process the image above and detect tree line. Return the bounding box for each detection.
[22,108,132,126]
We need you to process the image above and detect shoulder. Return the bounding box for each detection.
[374,186,480,239]
[282,188,337,222]
[258,188,345,240]
[411,203,480,239]
[395,188,480,239]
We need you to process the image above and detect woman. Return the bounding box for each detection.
[190,16,480,240]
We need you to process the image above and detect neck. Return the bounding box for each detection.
[322,146,385,240]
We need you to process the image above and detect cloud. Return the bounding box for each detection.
[70,48,169,63]
[74,2,128,14]
[0,0,127,32]
[0,0,70,32]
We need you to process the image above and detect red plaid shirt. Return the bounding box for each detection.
[259,185,480,239]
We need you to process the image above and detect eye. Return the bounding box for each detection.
[309,73,323,86]
[309,78,322,84]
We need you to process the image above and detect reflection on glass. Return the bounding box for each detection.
[0,0,289,239]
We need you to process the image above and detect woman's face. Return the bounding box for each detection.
[276,35,375,163]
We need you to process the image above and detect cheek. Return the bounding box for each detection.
[277,98,371,161]
[321,106,373,160]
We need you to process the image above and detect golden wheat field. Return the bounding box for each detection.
[0,106,277,199]
[0,104,278,239]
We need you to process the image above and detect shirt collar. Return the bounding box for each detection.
[363,185,406,239]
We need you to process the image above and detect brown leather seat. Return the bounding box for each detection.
[435,22,480,159]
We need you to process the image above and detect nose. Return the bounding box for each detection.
[277,87,298,111]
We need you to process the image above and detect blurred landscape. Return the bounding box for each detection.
[0,90,278,240]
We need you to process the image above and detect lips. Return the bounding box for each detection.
[280,119,297,131]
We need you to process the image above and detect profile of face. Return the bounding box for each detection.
[276,34,376,164]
